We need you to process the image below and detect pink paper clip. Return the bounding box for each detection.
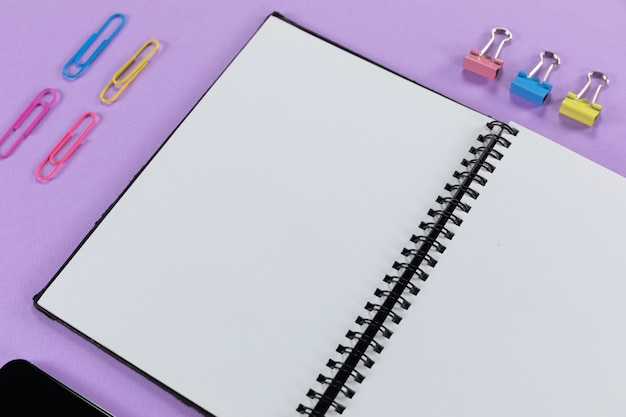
[0,88,58,158]
[462,28,513,79]
[35,112,98,182]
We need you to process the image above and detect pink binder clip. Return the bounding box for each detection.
[463,28,513,79]
[0,88,58,158]
[35,112,98,182]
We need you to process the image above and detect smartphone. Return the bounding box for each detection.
[0,359,114,416]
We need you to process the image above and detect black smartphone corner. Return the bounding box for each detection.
[0,359,114,416]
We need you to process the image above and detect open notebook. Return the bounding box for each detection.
[35,13,626,417]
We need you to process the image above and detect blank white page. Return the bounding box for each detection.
[36,14,493,417]
[344,123,626,417]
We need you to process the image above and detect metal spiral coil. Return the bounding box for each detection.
[325,359,365,383]
[383,274,419,295]
[296,121,518,417]
[355,316,393,338]
[428,208,463,226]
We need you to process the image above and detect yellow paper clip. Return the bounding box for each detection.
[100,40,160,103]
[559,71,609,127]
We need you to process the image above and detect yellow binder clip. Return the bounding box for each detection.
[100,40,160,104]
[559,71,609,127]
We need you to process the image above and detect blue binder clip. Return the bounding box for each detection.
[559,71,609,127]
[510,51,560,105]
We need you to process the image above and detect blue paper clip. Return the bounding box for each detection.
[510,51,561,105]
[62,13,126,79]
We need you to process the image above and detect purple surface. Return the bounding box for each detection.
[1,1,625,416]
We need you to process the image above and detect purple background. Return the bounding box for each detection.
[1,1,624,416]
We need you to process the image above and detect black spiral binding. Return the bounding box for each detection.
[296,121,518,417]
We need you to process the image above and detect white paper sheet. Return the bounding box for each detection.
[344,123,626,417]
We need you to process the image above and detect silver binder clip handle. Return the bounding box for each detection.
[527,51,561,82]
[478,27,513,61]
[575,71,609,104]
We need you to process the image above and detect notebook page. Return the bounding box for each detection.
[344,123,626,417]
[36,15,492,417]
